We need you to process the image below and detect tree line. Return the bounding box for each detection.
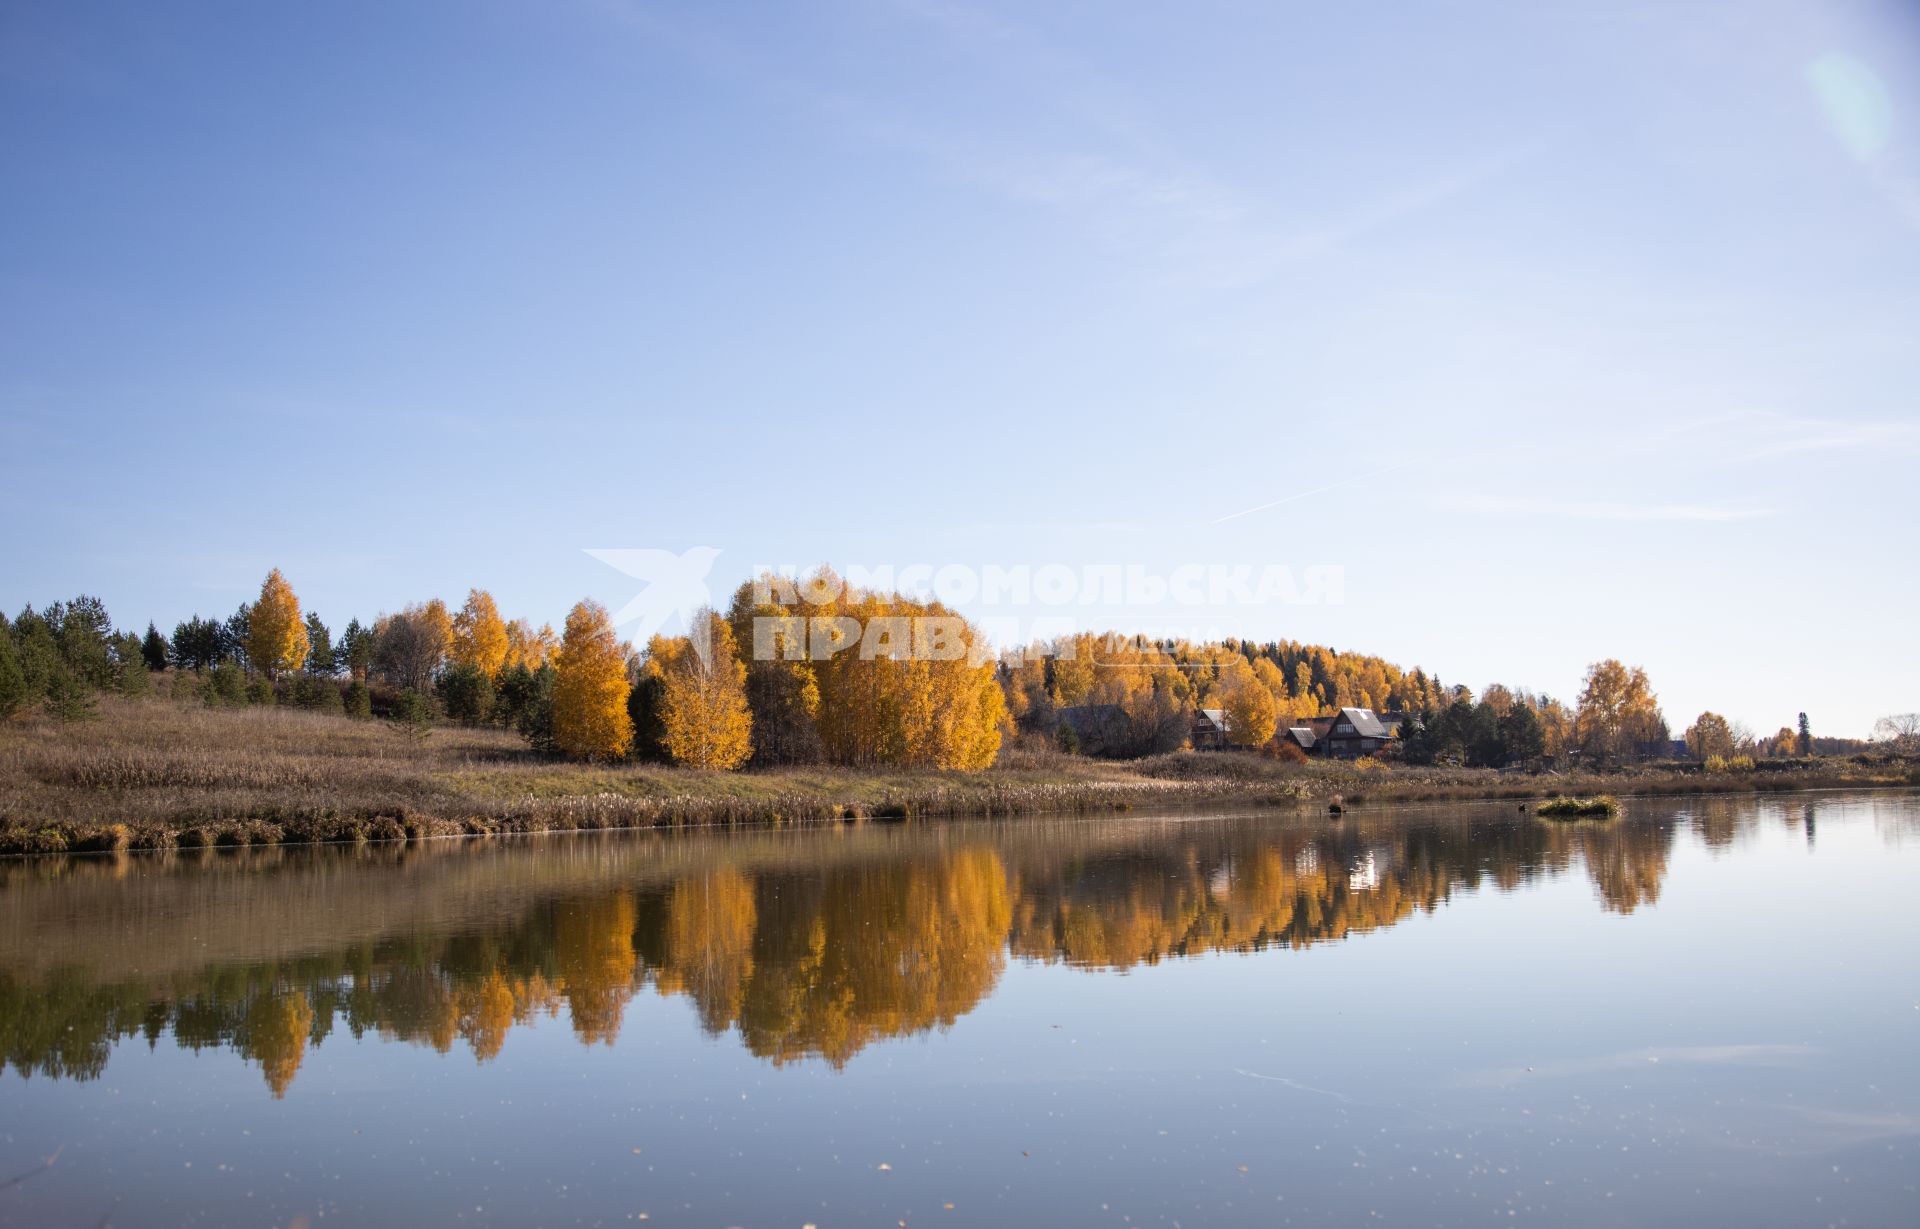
[0,566,1893,770]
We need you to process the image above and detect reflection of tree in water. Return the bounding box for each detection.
[1009,819,1580,967]
[554,893,638,1045]
[0,812,1713,1096]
[1568,819,1676,914]
[675,850,1011,1066]
[244,991,314,1099]
[648,868,757,1034]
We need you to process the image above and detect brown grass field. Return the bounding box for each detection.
[1,690,1913,855]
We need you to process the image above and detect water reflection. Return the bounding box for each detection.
[0,798,1878,1098]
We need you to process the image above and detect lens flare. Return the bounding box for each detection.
[1806,52,1894,163]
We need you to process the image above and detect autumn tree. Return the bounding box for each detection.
[503,618,556,671]
[551,599,633,761]
[1216,658,1278,749]
[1573,659,1666,761]
[1684,711,1735,761]
[726,583,824,765]
[658,609,753,770]
[246,568,310,680]
[1252,657,1291,714]
[452,589,509,677]
[791,570,1004,771]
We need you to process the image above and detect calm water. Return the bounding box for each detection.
[3,793,1917,1227]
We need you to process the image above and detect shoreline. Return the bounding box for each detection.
[8,781,1916,863]
[3,698,1914,857]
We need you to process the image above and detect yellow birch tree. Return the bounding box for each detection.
[247,568,309,679]
[552,600,633,760]
[659,610,753,770]
[1217,658,1279,748]
[451,589,509,676]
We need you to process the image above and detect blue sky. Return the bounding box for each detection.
[3,0,1916,737]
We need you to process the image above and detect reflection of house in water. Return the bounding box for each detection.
[1347,851,1380,891]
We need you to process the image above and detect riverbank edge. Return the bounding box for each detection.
[5,766,1913,858]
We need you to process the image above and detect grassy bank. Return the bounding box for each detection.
[2,697,1914,855]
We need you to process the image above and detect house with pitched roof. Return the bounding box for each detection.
[1317,707,1396,758]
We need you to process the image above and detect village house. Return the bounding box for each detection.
[1185,706,1403,758]
[1191,708,1231,750]
[1316,707,1397,758]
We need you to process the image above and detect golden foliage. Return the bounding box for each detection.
[658,611,754,770]
[245,568,309,679]
[1685,711,1735,761]
[451,589,509,676]
[1574,659,1665,759]
[1216,658,1279,748]
[753,571,1005,771]
[419,599,453,661]
[503,618,556,671]
[551,600,633,761]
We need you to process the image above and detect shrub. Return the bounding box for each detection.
[44,663,96,723]
[1538,795,1619,819]
[74,823,132,854]
[291,674,344,713]
[389,689,436,743]
[343,680,373,719]
[118,659,151,698]
[435,662,496,724]
[499,664,555,754]
[206,660,247,706]
[247,675,276,706]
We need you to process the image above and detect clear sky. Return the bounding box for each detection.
[3,0,1916,738]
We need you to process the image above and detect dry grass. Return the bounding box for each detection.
[1537,795,1621,819]
[1,694,1912,855]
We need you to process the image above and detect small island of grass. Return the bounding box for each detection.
[1537,796,1621,820]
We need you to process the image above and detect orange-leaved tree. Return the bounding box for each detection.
[1216,657,1279,749]
[1573,659,1665,759]
[451,588,509,676]
[552,600,633,760]
[503,618,557,671]
[659,609,753,770]
[247,568,310,679]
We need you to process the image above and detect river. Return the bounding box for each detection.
[2,792,1915,1226]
